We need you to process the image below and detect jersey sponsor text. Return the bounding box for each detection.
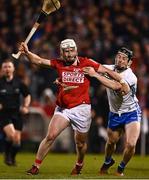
[62,71,84,83]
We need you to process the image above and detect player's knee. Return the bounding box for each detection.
[108,138,117,145]
[107,142,115,148]
[76,141,86,149]
[126,142,136,151]
[7,133,15,141]
[13,137,21,144]
[46,132,57,142]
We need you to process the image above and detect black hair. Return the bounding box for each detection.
[0,59,14,68]
[118,47,133,61]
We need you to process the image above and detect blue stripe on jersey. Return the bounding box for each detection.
[108,107,142,130]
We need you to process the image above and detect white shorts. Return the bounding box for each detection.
[54,104,91,133]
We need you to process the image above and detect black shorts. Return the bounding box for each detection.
[0,109,23,131]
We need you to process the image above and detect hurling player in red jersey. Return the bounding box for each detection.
[19,39,125,175]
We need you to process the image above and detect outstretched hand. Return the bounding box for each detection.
[83,67,96,77]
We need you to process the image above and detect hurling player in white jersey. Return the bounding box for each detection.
[19,39,125,175]
[83,47,142,176]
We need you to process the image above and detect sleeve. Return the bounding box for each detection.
[87,58,100,71]
[124,69,137,86]
[20,82,30,97]
[50,59,59,68]
[103,64,114,70]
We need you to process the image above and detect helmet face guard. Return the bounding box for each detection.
[60,39,77,53]
[60,39,78,65]
[115,47,133,71]
[118,47,133,61]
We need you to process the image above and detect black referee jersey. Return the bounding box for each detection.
[0,76,30,111]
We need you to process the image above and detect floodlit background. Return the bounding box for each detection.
[0,0,149,155]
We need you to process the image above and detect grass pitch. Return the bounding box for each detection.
[0,153,149,179]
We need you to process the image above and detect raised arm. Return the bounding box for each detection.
[97,64,123,82]
[83,67,130,95]
[19,42,51,67]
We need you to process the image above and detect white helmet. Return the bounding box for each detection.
[60,39,77,52]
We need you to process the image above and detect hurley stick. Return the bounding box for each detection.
[12,0,60,59]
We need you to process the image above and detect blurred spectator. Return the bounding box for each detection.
[41,88,56,118]
[88,111,107,153]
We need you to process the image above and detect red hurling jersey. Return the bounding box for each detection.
[50,57,100,108]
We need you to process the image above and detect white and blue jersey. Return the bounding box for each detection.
[104,65,142,130]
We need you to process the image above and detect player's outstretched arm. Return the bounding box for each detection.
[97,64,130,92]
[83,67,129,95]
[19,42,51,67]
[97,64,122,82]
[83,67,121,90]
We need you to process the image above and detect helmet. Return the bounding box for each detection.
[118,47,133,61]
[60,39,77,52]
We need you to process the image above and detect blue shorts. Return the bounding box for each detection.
[108,109,142,130]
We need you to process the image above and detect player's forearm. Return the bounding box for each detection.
[25,51,51,67]
[93,73,122,90]
[23,95,31,107]
[25,51,43,65]
[98,65,122,82]
[104,68,122,82]
[104,70,130,93]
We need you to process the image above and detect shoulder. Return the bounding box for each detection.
[78,56,89,62]
[50,58,63,66]
[78,56,100,66]
[123,68,137,84]
[13,77,22,86]
[13,76,27,86]
[125,68,137,80]
[103,64,115,70]
[78,56,96,62]
[13,76,21,82]
[50,58,59,63]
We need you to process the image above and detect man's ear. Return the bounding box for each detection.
[127,60,132,68]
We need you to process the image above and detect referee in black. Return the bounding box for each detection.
[0,59,31,166]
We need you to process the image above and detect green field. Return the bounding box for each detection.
[0,153,149,179]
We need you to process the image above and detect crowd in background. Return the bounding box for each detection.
[0,0,149,153]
